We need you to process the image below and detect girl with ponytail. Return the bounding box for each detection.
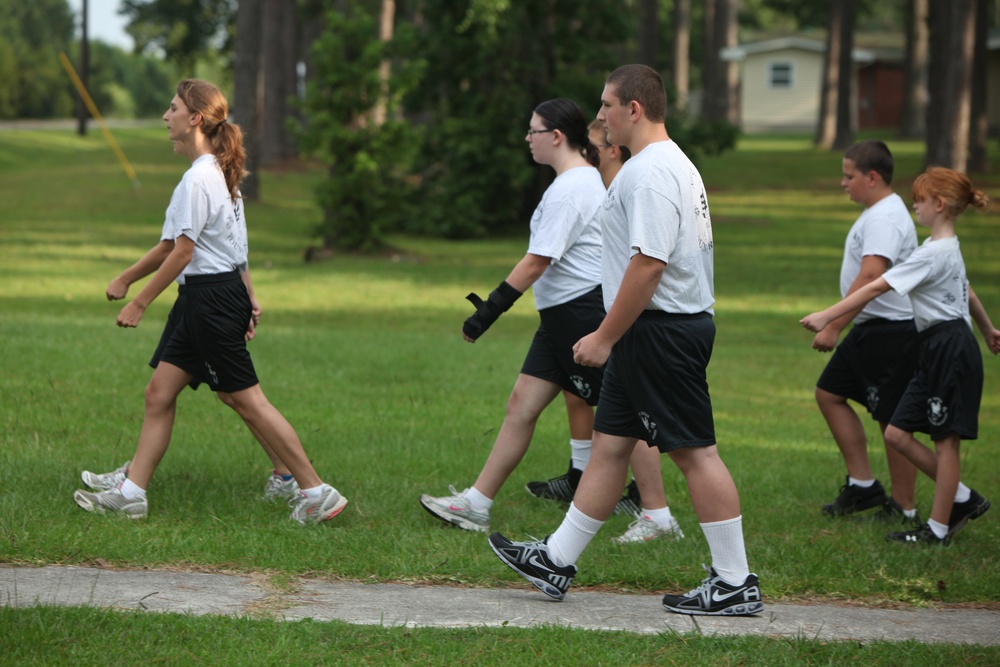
[74,79,349,525]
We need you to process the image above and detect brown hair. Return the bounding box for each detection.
[605,64,667,124]
[175,79,247,201]
[587,119,631,163]
[843,140,894,185]
[911,166,990,219]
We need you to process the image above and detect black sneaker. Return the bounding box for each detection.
[877,498,922,526]
[822,477,887,517]
[886,522,949,545]
[662,566,763,616]
[525,460,581,503]
[948,489,990,538]
[613,479,642,516]
[488,532,577,601]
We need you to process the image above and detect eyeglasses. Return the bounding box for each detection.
[593,143,612,149]
[526,129,555,137]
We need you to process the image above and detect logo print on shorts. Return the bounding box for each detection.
[205,362,219,386]
[866,386,879,413]
[927,397,948,427]
[639,411,658,442]
[570,375,592,400]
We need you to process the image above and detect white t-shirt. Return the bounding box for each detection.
[161,154,249,284]
[527,165,604,310]
[840,193,916,323]
[883,236,971,332]
[600,140,714,315]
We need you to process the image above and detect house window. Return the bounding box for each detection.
[768,62,793,88]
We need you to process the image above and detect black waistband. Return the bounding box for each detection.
[638,310,711,320]
[181,271,241,289]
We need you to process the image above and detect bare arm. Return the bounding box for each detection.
[504,253,552,292]
[241,269,262,341]
[116,235,195,328]
[969,285,1000,355]
[106,240,175,300]
[801,277,892,333]
[812,255,890,352]
[573,252,665,367]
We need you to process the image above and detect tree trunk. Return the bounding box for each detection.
[371,0,395,126]
[815,0,841,148]
[832,0,856,150]
[638,0,658,68]
[701,0,716,120]
[925,0,975,170]
[260,0,300,166]
[672,0,690,110]
[899,0,928,138]
[967,0,989,172]
[233,0,263,201]
[705,0,738,123]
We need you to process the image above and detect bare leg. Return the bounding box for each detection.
[217,393,292,476]
[878,422,919,510]
[571,431,636,521]
[929,436,961,526]
[816,387,873,480]
[563,391,594,440]
[668,445,740,523]
[472,374,562,498]
[630,441,666,510]
[127,362,194,489]
[217,384,322,489]
[884,425,938,480]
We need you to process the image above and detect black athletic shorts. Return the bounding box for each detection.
[150,271,259,393]
[890,319,983,442]
[816,318,919,423]
[594,311,716,452]
[520,285,605,406]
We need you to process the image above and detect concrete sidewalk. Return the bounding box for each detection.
[2,565,998,646]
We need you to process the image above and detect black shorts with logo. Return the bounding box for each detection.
[150,271,259,393]
[816,318,919,423]
[890,319,983,441]
[520,285,605,406]
[594,311,716,452]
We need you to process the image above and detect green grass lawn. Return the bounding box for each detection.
[1,127,998,664]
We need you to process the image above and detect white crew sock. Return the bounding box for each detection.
[700,515,750,586]
[848,477,875,488]
[927,519,948,539]
[119,478,146,500]
[465,487,493,512]
[954,483,971,504]
[642,506,674,530]
[547,502,604,567]
[569,439,592,471]
[301,484,328,500]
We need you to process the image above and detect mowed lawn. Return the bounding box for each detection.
[1,127,998,665]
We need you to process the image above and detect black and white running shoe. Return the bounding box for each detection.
[488,532,576,601]
[662,565,763,616]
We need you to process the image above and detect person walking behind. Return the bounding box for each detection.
[802,167,999,544]
[488,65,762,616]
[809,140,922,523]
[420,100,681,543]
[74,79,347,524]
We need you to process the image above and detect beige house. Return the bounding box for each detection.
[720,36,876,133]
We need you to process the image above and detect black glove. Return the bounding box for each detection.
[462,280,523,340]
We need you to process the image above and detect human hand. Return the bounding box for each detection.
[811,327,838,352]
[106,276,129,301]
[800,312,829,333]
[573,332,611,368]
[986,328,1000,355]
[116,301,145,328]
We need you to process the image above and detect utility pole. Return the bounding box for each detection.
[77,0,89,136]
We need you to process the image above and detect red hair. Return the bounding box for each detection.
[911,167,989,219]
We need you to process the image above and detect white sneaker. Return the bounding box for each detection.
[81,461,130,491]
[289,485,348,524]
[612,514,684,544]
[419,485,490,533]
[74,487,147,519]
[263,473,300,500]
